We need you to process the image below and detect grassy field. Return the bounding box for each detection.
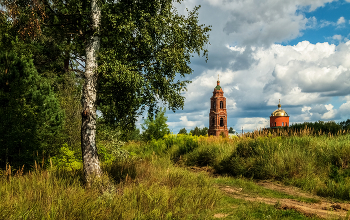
[2,128,350,219]
[138,130,350,201]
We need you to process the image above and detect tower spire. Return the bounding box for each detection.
[278,99,281,109]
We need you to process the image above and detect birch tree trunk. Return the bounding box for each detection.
[81,0,102,185]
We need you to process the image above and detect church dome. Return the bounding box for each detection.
[271,100,288,116]
[271,109,288,116]
[215,81,221,90]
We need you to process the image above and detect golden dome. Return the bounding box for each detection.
[271,100,288,117]
[271,109,288,116]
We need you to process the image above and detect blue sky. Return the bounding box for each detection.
[138,0,350,134]
[290,1,350,45]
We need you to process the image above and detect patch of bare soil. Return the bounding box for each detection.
[219,183,350,219]
[189,166,216,175]
[256,180,321,200]
[213,213,229,218]
[188,166,221,178]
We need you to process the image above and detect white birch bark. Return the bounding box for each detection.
[81,0,102,185]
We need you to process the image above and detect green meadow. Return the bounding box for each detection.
[2,128,350,219]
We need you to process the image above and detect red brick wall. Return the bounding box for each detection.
[270,116,290,127]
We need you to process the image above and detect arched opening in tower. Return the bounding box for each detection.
[211,117,215,126]
[220,118,224,127]
[220,101,223,109]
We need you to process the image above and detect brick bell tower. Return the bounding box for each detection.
[208,75,228,136]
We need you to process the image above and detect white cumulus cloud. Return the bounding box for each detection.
[165,0,350,133]
[171,40,350,132]
[337,16,346,25]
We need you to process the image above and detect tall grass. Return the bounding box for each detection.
[4,128,350,219]
[0,157,220,219]
[213,134,350,200]
[130,130,350,201]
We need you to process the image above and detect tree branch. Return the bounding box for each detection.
[74,58,86,69]
[69,67,85,75]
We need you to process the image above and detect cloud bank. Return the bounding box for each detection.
[163,0,350,133]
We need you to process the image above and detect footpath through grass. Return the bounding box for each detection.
[0,158,326,220]
[2,129,350,219]
[127,130,350,202]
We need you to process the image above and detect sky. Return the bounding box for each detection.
[139,0,350,134]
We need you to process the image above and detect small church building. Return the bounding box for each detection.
[208,77,228,136]
[270,100,289,128]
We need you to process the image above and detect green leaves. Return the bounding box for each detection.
[0,0,211,168]
[0,50,64,168]
[141,107,170,141]
[3,0,211,131]
[178,128,187,135]
[190,126,208,136]
[97,0,211,128]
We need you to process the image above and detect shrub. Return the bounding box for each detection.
[185,145,219,167]
[50,144,82,171]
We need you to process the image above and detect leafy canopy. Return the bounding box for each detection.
[229,127,235,134]
[190,126,208,136]
[141,108,170,141]
[2,0,211,130]
[178,128,187,135]
[97,1,211,130]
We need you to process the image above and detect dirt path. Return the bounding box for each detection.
[218,181,350,219]
[188,166,350,218]
[255,180,321,200]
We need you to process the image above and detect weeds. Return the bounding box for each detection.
[4,128,350,219]
[123,130,350,202]
[0,156,220,219]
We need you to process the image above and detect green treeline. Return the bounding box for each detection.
[178,126,235,136]
[279,119,350,135]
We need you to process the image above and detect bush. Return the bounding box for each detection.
[50,144,82,171]
[216,137,302,180]
[185,145,219,167]
[170,134,199,162]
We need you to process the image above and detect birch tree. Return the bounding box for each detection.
[81,0,102,182]
[1,0,211,184]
